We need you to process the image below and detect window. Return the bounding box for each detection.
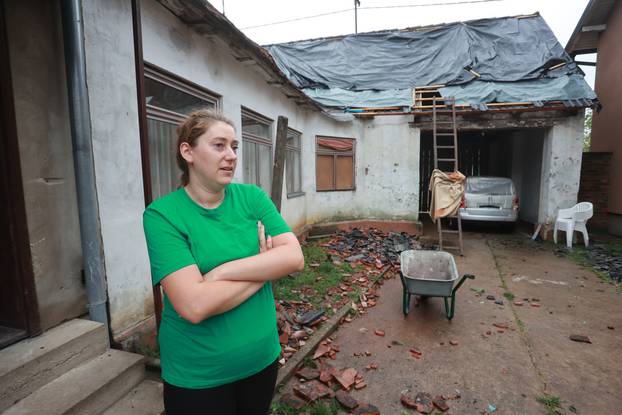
[242,108,273,194]
[316,136,355,191]
[144,63,220,199]
[286,128,303,197]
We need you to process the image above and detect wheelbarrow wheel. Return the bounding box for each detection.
[403,291,411,316]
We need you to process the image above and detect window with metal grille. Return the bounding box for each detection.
[241,108,273,194]
[286,128,303,197]
[315,136,355,191]
[144,63,219,199]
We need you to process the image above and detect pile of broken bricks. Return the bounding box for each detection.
[280,335,462,414]
[279,337,381,414]
[276,228,424,367]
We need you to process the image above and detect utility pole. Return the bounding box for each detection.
[354,0,360,34]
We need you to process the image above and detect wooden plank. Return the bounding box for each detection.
[270,116,288,212]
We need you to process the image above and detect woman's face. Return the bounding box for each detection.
[182,121,238,190]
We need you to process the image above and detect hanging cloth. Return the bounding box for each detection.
[429,169,466,222]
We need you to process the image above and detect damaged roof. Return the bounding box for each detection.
[265,13,596,109]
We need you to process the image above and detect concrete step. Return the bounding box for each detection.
[101,379,164,415]
[4,349,145,415]
[0,319,108,412]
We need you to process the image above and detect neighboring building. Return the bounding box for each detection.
[567,0,622,236]
[1,0,594,357]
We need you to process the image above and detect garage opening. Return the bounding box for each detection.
[419,128,546,224]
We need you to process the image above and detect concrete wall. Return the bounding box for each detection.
[511,129,544,224]
[5,0,86,330]
[81,0,152,336]
[539,112,585,225]
[141,0,420,232]
[591,1,622,235]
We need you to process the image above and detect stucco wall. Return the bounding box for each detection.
[141,0,420,231]
[591,1,622,233]
[6,0,86,330]
[82,0,152,336]
[539,112,585,224]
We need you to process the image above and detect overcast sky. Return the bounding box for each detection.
[210,0,595,88]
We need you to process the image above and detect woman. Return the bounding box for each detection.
[143,109,304,414]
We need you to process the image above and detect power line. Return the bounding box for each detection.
[241,8,352,30]
[361,0,505,11]
[241,0,506,30]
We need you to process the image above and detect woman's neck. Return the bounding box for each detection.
[185,180,225,209]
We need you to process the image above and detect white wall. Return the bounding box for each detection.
[82,0,152,336]
[538,112,585,224]
[140,0,420,232]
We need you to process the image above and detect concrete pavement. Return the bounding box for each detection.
[280,230,622,414]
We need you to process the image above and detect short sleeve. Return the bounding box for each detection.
[252,186,291,237]
[143,207,197,285]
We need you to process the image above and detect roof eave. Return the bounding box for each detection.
[154,0,323,112]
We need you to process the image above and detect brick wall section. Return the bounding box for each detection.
[578,152,612,229]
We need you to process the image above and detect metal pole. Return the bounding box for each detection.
[60,0,110,338]
[354,0,360,33]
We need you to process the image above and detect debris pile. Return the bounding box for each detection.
[276,228,422,366]
[281,336,380,413]
[586,244,622,283]
[321,228,426,269]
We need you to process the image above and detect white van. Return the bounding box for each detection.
[459,176,519,223]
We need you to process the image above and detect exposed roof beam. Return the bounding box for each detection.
[574,60,597,66]
[581,24,607,32]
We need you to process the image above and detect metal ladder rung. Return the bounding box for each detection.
[437,158,456,162]
[435,133,455,136]
[436,146,455,149]
[440,229,460,234]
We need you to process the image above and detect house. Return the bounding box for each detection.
[0,0,595,411]
[567,0,622,236]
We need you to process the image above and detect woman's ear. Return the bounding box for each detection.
[179,142,193,165]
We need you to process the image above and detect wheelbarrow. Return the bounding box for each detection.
[399,250,475,320]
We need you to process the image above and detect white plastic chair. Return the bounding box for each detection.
[553,202,593,248]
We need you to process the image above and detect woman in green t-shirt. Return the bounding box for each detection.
[143,109,304,414]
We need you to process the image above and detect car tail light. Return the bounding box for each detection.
[460,195,466,208]
[513,196,519,210]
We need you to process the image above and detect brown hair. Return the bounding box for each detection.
[176,109,235,187]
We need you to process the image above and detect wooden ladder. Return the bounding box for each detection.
[432,96,463,255]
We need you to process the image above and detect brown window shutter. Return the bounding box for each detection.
[316,154,334,190]
[335,155,354,190]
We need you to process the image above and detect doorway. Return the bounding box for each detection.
[0,3,40,348]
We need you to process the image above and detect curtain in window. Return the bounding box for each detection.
[148,118,179,200]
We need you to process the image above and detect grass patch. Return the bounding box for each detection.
[308,400,340,415]
[503,291,515,301]
[270,401,299,415]
[273,242,358,309]
[536,395,563,415]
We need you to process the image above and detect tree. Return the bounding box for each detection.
[583,108,592,152]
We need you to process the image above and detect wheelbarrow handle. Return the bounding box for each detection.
[446,274,476,320]
[452,274,475,295]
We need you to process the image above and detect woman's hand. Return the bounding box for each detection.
[205,221,273,282]
[258,221,273,253]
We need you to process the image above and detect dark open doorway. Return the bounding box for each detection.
[0,3,40,348]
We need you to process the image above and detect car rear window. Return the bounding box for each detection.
[466,177,514,195]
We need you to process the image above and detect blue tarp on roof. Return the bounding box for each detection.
[265,14,596,108]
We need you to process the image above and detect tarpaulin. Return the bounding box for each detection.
[265,13,596,109]
[266,14,581,91]
[439,75,596,106]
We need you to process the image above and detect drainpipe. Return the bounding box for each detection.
[60,0,110,337]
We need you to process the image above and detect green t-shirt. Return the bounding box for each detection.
[143,183,291,388]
